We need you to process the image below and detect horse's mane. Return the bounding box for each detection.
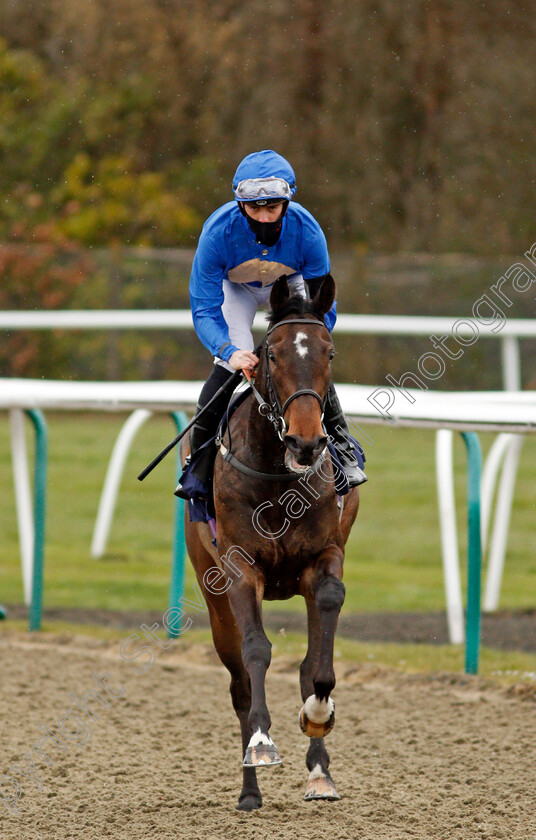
[266,294,323,328]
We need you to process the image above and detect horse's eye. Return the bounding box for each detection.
[329,349,335,361]
[268,351,276,363]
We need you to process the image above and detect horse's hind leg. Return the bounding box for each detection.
[300,547,345,734]
[303,737,339,801]
[298,568,344,801]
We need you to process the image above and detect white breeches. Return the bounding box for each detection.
[216,274,306,371]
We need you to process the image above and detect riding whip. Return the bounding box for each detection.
[137,368,243,481]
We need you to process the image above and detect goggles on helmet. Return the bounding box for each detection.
[234,176,293,202]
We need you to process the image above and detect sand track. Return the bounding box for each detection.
[1,632,535,840]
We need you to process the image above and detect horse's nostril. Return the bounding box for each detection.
[284,434,301,454]
[316,435,328,454]
[284,434,328,464]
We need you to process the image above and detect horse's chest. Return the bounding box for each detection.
[254,528,336,599]
[216,477,340,599]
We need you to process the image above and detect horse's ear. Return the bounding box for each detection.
[269,274,290,311]
[312,273,336,316]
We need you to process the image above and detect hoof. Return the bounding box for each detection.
[243,729,282,768]
[236,793,262,811]
[299,695,335,738]
[304,765,340,801]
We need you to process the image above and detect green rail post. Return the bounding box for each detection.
[461,432,482,675]
[168,410,189,638]
[26,409,48,632]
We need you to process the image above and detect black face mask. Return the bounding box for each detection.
[240,201,288,247]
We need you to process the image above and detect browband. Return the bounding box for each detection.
[266,317,328,335]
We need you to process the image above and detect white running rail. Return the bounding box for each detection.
[2,309,536,629]
[3,378,536,642]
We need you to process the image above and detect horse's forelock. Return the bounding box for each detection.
[266,294,323,328]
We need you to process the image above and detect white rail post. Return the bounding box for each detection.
[480,335,524,612]
[483,435,524,612]
[480,433,515,551]
[91,409,153,557]
[9,409,34,605]
[436,429,464,644]
[501,335,521,391]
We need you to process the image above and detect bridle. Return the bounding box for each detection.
[249,318,330,440]
[217,317,331,482]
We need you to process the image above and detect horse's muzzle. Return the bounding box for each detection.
[283,433,328,468]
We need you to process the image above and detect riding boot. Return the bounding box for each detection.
[323,383,368,487]
[174,364,236,498]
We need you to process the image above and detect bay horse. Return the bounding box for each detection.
[184,274,359,810]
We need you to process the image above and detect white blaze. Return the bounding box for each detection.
[294,331,308,358]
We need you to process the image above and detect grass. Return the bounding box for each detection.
[1,411,536,620]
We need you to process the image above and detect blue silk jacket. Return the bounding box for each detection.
[189,200,336,362]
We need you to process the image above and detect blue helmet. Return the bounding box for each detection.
[232,150,297,203]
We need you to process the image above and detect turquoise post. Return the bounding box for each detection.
[461,432,483,675]
[26,410,48,632]
[168,411,189,638]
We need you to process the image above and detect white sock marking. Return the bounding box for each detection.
[248,728,274,748]
[303,694,334,724]
[308,763,326,782]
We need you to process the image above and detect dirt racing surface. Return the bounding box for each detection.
[1,631,535,840]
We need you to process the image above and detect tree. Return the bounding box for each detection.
[0,224,92,376]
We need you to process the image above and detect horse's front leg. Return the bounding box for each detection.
[226,576,282,769]
[299,547,345,741]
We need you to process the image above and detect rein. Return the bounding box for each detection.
[217,317,330,482]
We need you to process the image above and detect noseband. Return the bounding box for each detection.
[251,318,329,440]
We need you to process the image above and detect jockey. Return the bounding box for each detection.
[176,149,367,496]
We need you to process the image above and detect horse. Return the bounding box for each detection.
[183,274,360,810]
